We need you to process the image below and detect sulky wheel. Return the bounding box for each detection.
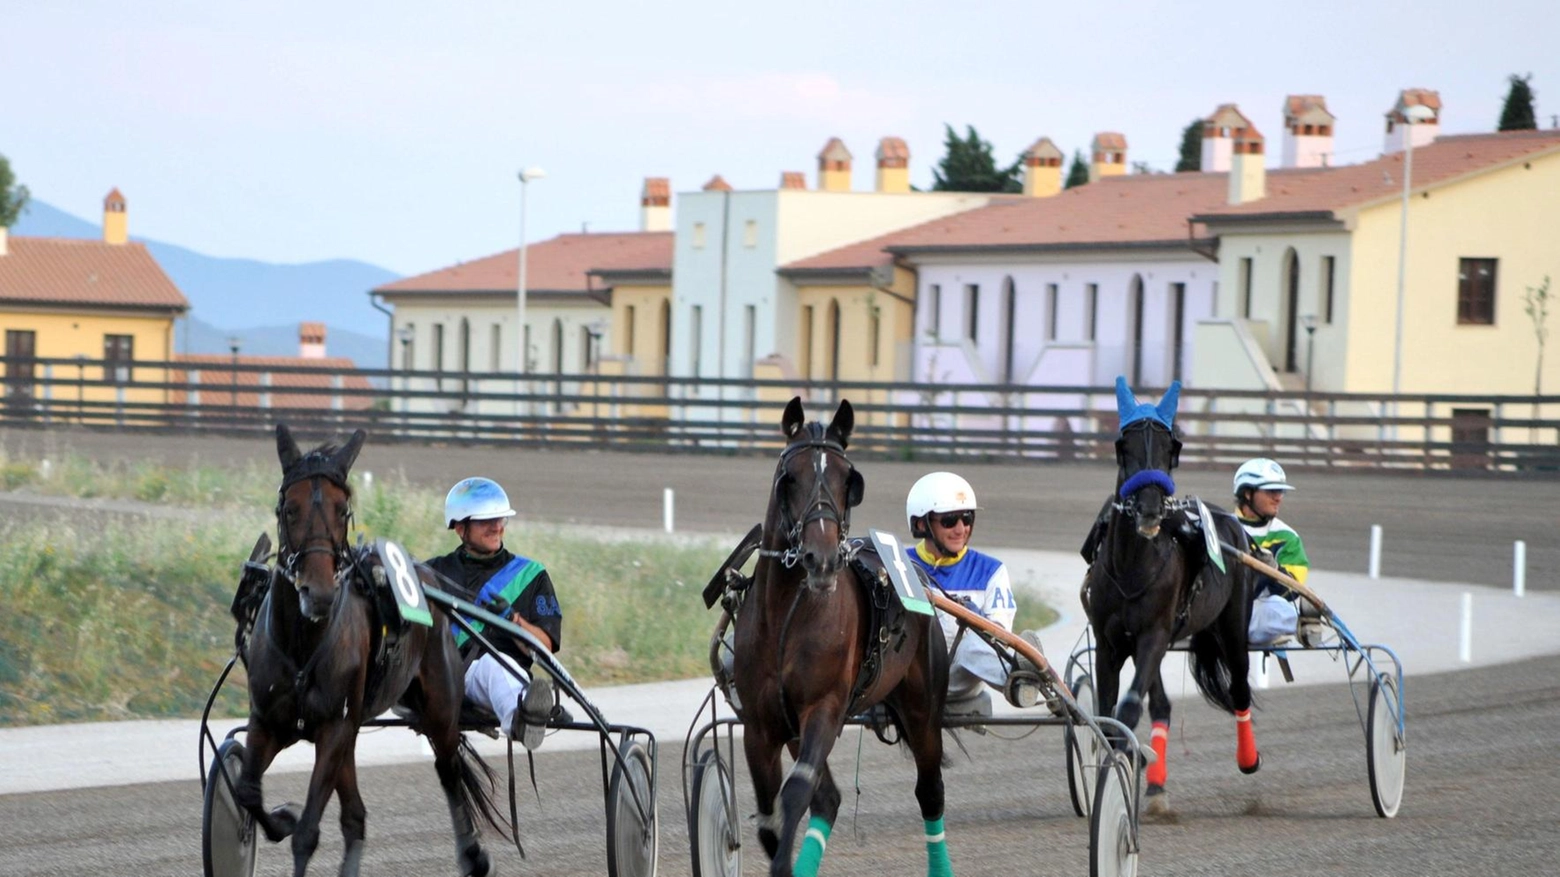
[1065,672,1100,818]
[1089,750,1139,877]
[689,747,741,877]
[607,738,659,877]
[1367,673,1407,818]
[202,738,256,877]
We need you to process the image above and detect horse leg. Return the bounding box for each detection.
[1093,634,1130,751]
[234,722,302,843]
[771,708,844,877]
[1144,675,1172,814]
[1115,628,1172,744]
[896,695,953,877]
[290,720,352,877]
[792,762,841,877]
[336,752,367,877]
[419,643,492,877]
[742,727,786,862]
[1224,615,1261,774]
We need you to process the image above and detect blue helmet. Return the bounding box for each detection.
[444,477,517,529]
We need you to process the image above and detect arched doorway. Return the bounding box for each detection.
[1000,276,1017,382]
[1283,248,1301,372]
[827,299,841,382]
[658,298,672,376]
[1129,274,1145,387]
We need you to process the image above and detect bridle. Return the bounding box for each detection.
[274,455,357,591]
[758,426,858,570]
[1112,420,1181,520]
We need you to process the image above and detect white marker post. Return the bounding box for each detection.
[1368,525,1383,579]
[663,488,675,534]
[40,459,52,481]
[1458,592,1473,664]
[1513,540,1527,598]
[362,471,373,496]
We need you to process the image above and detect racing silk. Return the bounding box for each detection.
[1239,514,1310,597]
[906,543,1016,644]
[427,547,563,666]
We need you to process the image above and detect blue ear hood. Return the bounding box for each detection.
[1115,376,1181,430]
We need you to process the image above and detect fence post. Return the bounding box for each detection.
[1368,524,1382,579]
[1514,540,1527,597]
[663,487,675,534]
[260,372,273,410]
[42,364,53,425]
[1458,592,1473,663]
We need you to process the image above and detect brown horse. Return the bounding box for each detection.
[233,424,503,876]
[733,398,952,877]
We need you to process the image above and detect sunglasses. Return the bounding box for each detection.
[935,511,975,528]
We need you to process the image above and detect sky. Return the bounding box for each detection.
[2,1,1555,277]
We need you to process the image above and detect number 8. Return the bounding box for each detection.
[384,542,421,606]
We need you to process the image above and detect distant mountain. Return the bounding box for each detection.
[11,200,400,368]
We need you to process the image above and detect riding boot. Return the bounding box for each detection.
[512,674,554,751]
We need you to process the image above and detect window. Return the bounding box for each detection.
[432,324,445,373]
[1086,283,1099,341]
[692,222,706,249]
[800,305,814,379]
[1046,283,1060,341]
[743,305,756,378]
[1457,258,1497,325]
[1239,257,1254,318]
[928,284,941,337]
[869,306,881,368]
[743,220,758,248]
[490,324,502,371]
[1170,283,1187,382]
[1321,256,1337,324]
[964,283,980,342]
[690,305,703,378]
[104,334,133,383]
[623,305,636,356]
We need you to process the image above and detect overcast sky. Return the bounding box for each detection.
[2,1,1554,276]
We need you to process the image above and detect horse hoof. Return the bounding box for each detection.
[1239,753,1263,775]
[1145,789,1172,817]
[261,802,301,842]
[461,846,493,877]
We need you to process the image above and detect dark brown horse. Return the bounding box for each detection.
[233,424,502,876]
[733,398,952,877]
[1083,379,1260,814]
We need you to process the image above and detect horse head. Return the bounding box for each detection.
[274,423,365,621]
[1113,377,1183,538]
[772,396,865,592]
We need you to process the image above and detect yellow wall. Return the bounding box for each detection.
[1345,150,1560,394]
[0,307,176,407]
[793,269,916,427]
[609,282,674,376]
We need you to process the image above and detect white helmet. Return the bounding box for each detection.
[1233,458,1294,496]
[906,472,978,536]
[445,477,517,529]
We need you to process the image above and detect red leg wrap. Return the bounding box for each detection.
[1235,708,1259,770]
[1146,721,1169,787]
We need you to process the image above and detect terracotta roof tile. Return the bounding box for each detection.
[641,177,671,206]
[373,232,674,295]
[818,137,853,163]
[0,237,189,310]
[1284,95,1335,125]
[171,354,374,411]
[702,175,733,192]
[1092,132,1127,151]
[1024,137,1064,162]
[876,136,910,164]
[780,171,807,190]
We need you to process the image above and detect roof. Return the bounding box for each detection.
[374,232,674,296]
[876,137,910,162]
[1092,132,1127,151]
[1284,95,1335,125]
[818,137,853,163]
[1204,104,1257,135]
[0,237,189,311]
[1024,137,1064,161]
[171,355,375,411]
[1197,129,1560,220]
[702,175,733,192]
[641,177,670,206]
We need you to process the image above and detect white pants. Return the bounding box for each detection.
[464,651,533,735]
[1249,594,1299,645]
[948,631,1009,700]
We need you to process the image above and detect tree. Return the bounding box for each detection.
[0,152,30,228]
[1524,275,1551,395]
[1498,74,1537,131]
[930,124,1022,193]
[1064,150,1089,189]
[1175,119,1205,172]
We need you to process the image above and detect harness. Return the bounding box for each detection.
[757,428,857,569]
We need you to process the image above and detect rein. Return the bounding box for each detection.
[756,433,857,569]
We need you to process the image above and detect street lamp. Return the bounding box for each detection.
[1301,313,1318,394]
[516,167,546,376]
[1390,102,1437,431]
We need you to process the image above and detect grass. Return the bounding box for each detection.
[0,448,1056,727]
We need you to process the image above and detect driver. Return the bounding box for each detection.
[427,477,567,749]
[903,471,1048,710]
[1234,459,1323,647]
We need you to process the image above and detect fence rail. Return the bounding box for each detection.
[3,356,1558,473]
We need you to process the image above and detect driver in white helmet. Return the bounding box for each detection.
[904,472,1048,711]
[1234,459,1321,647]
[427,477,566,750]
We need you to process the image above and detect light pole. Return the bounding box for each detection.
[1390,102,1436,433]
[516,167,545,420]
[227,336,241,412]
[1302,313,1318,394]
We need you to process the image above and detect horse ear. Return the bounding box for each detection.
[335,429,366,474]
[276,423,301,471]
[1169,436,1184,470]
[1155,380,1182,429]
[1114,376,1137,426]
[828,398,855,448]
[782,396,806,439]
[845,467,865,508]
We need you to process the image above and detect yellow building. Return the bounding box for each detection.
[0,190,188,418]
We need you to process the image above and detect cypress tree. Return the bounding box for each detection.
[1175,119,1205,172]
[931,124,1022,193]
[1498,74,1537,131]
[0,153,30,228]
[1064,150,1089,188]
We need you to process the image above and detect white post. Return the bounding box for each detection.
[1514,540,1527,598]
[663,488,675,534]
[1368,524,1383,579]
[40,458,52,480]
[1458,591,1473,663]
[362,471,373,496]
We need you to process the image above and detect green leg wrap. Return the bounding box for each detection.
[793,815,833,877]
[924,816,954,877]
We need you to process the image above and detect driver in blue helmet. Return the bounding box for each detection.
[427,477,567,750]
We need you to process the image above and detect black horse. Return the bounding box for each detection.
[1083,379,1260,813]
[232,424,503,876]
[732,398,953,877]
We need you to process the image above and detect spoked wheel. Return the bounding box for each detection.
[688,747,741,877]
[1065,673,1100,818]
[607,738,659,877]
[1089,750,1139,877]
[1366,673,1407,818]
[202,739,256,877]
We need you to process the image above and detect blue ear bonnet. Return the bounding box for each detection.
[1115,376,1181,431]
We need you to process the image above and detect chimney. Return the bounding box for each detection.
[1384,88,1441,154]
[0,226,8,257]
[779,171,807,190]
[1282,95,1336,168]
[299,322,327,359]
[817,137,853,192]
[640,177,671,232]
[701,175,732,192]
[1089,133,1127,182]
[1020,137,1064,197]
[103,188,128,245]
[1228,126,1267,205]
[875,137,910,193]
[1200,104,1255,172]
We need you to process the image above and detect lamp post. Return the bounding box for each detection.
[1302,313,1318,394]
[516,167,545,419]
[1390,102,1437,436]
[227,336,241,412]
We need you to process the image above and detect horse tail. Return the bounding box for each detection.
[1186,628,1240,715]
[454,734,509,835]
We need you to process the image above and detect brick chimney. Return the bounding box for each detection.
[817,137,853,192]
[103,188,128,245]
[1089,133,1127,182]
[1384,88,1441,155]
[779,171,807,190]
[1281,95,1336,168]
[874,136,910,193]
[299,322,327,359]
[1021,137,1064,197]
[1228,126,1267,205]
[1200,104,1255,172]
[640,177,671,231]
[702,175,732,192]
